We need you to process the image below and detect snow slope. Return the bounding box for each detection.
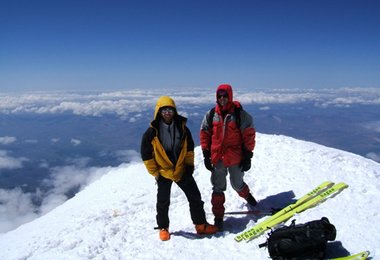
[0,133,379,260]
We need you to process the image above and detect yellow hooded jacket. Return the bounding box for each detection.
[140,96,194,182]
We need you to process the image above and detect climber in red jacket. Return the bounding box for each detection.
[200,84,257,230]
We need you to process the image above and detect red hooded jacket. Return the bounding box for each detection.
[200,84,256,167]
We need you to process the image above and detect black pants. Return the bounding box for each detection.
[156,174,207,229]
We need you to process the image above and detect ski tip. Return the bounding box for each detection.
[323,180,335,186]
[330,250,370,260]
[360,250,370,259]
[337,182,349,189]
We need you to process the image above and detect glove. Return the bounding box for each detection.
[240,150,253,172]
[202,150,214,171]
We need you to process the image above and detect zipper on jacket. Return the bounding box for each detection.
[220,114,232,161]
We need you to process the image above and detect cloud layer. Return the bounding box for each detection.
[1,88,379,117]
[0,136,17,145]
[0,150,27,170]
[0,159,140,233]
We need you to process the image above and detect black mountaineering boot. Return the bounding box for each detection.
[246,193,257,207]
[214,217,224,231]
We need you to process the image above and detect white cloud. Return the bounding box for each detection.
[0,188,39,233]
[0,150,27,169]
[39,161,49,168]
[259,106,271,110]
[0,136,16,145]
[363,121,380,133]
[366,152,380,163]
[39,193,68,214]
[65,157,91,167]
[0,88,379,117]
[39,164,113,215]
[70,139,81,146]
[0,162,114,233]
[25,139,38,144]
[113,150,141,163]
[51,138,60,143]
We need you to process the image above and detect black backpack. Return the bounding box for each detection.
[259,217,336,260]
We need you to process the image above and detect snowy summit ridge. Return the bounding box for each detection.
[0,133,379,259]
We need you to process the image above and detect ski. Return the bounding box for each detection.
[330,250,370,260]
[224,208,281,216]
[235,181,347,242]
[242,182,348,242]
[235,181,334,242]
[262,182,348,231]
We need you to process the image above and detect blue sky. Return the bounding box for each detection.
[1,0,380,92]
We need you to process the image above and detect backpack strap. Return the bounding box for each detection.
[207,107,216,126]
[258,241,268,248]
[235,106,241,129]
[208,106,242,129]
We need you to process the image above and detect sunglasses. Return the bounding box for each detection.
[161,107,174,114]
[217,94,228,99]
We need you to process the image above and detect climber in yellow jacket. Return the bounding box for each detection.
[141,96,218,241]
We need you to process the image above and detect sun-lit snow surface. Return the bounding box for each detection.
[0,133,379,260]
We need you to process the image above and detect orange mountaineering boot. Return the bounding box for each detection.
[195,223,218,235]
[159,228,170,241]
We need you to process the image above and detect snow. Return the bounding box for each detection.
[0,133,379,259]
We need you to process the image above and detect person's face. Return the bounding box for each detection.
[160,107,175,123]
[217,93,228,106]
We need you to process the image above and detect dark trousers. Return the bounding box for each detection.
[156,174,207,229]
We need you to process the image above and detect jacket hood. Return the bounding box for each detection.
[154,96,177,120]
[216,84,233,111]
[216,84,233,102]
